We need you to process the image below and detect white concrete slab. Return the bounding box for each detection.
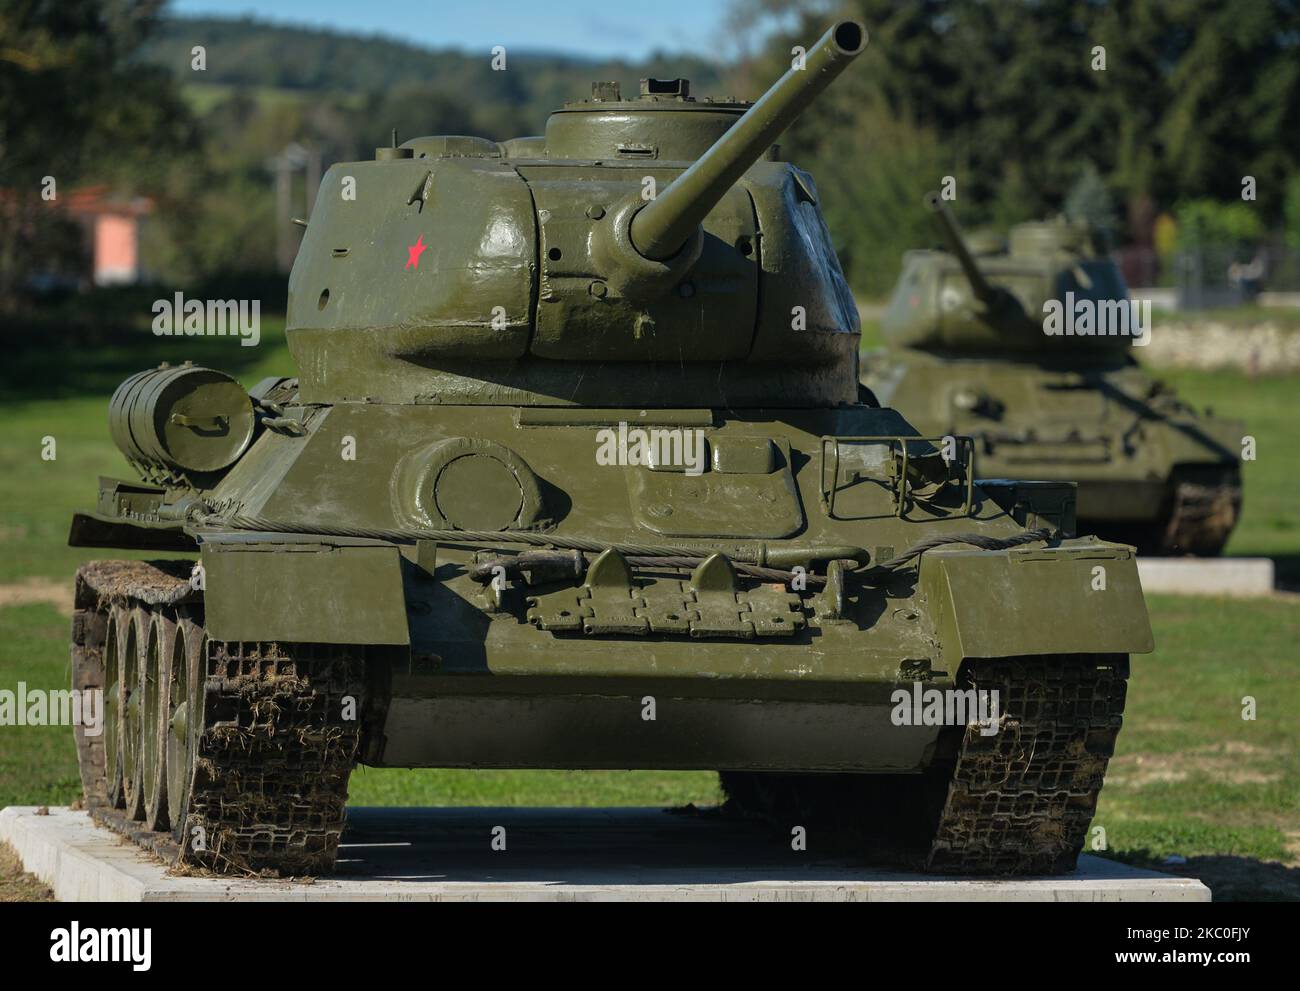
[1126,288,1300,309]
[1129,288,1179,310]
[1,805,1210,902]
[1258,291,1300,308]
[1138,557,1275,597]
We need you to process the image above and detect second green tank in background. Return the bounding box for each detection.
[862,196,1243,555]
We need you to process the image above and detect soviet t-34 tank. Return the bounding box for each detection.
[68,22,1152,877]
[863,195,1243,555]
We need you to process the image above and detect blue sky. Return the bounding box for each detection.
[170,0,756,60]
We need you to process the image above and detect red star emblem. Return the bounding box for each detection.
[405,235,427,270]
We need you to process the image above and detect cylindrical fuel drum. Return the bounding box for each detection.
[108,363,255,474]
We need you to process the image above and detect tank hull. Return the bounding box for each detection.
[70,395,1152,875]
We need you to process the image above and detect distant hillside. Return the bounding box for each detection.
[117,15,745,282]
[140,15,732,131]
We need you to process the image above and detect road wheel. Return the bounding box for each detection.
[121,607,147,821]
[167,617,204,845]
[142,609,176,831]
[103,607,126,809]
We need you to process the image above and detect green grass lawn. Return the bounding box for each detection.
[1094,594,1300,900]
[349,768,718,807]
[1153,368,1299,565]
[0,315,294,585]
[1152,304,1300,329]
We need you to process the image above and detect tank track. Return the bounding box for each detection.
[183,640,365,874]
[925,654,1127,873]
[71,561,366,876]
[721,654,1128,875]
[1157,467,1242,556]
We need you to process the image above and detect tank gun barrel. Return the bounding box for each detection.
[924,191,996,305]
[629,21,867,261]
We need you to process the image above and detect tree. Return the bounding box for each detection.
[0,0,196,308]
[729,0,1300,287]
[1065,162,1120,245]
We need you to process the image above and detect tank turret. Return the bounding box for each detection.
[882,193,1132,355]
[286,21,867,407]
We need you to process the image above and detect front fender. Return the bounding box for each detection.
[919,539,1153,665]
[200,534,410,645]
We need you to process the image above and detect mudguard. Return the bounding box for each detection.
[200,534,409,645]
[919,540,1153,664]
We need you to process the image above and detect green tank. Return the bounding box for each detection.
[67,22,1152,878]
[864,194,1243,555]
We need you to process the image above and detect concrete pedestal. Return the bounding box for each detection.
[0,805,1210,902]
[1137,557,1275,597]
